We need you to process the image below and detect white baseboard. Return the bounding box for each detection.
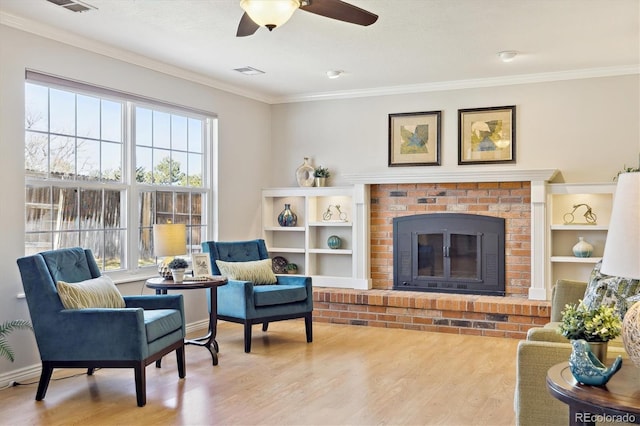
[0,362,41,388]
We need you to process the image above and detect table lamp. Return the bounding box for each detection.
[153,223,187,279]
[600,172,640,367]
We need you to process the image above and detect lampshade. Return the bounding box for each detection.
[600,172,640,369]
[153,223,187,257]
[600,172,640,280]
[240,0,300,30]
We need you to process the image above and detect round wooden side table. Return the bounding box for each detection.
[146,276,227,366]
[546,361,640,425]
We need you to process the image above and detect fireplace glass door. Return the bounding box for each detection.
[416,232,480,281]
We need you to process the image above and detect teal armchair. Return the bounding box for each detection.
[16,247,186,407]
[202,239,313,353]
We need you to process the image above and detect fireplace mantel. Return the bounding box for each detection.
[344,168,558,185]
[344,168,560,301]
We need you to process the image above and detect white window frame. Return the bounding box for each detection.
[24,70,217,282]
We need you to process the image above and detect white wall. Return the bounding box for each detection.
[0,25,272,377]
[271,75,639,186]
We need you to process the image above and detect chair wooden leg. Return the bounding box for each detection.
[176,345,186,378]
[305,313,313,343]
[134,362,146,407]
[35,362,54,401]
[244,322,252,353]
[262,322,269,332]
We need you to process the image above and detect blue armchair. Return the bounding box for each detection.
[202,239,313,353]
[16,247,186,407]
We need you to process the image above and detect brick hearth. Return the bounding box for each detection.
[312,288,550,339]
[312,180,552,339]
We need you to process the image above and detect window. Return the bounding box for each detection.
[24,72,215,275]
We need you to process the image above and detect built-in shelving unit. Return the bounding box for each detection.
[262,186,371,289]
[547,182,616,285]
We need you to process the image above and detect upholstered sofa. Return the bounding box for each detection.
[515,271,638,426]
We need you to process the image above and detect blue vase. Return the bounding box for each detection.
[277,204,297,227]
[327,235,342,249]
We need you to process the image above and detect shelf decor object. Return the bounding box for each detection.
[313,166,330,187]
[563,203,597,225]
[388,110,441,167]
[600,172,640,368]
[322,204,347,222]
[295,157,315,187]
[572,237,594,258]
[458,105,515,165]
[277,203,298,227]
[327,235,342,249]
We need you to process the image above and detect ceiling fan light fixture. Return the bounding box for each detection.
[240,0,300,31]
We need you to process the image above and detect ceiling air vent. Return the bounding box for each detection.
[45,0,96,13]
[233,66,265,76]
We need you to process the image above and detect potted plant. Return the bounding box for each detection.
[313,166,330,187]
[558,301,622,362]
[0,320,32,362]
[168,258,189,283]
[285,263,298,274]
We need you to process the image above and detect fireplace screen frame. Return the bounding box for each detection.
[393,213,506,296]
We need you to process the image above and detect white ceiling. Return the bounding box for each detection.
[1,0,638,104]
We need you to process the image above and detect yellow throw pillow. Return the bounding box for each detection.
[56,276,126,309]
[215,258,277,285]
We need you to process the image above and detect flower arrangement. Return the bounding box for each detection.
[168,257,189,270]
[314,166,330,178]
[558,301,622,342]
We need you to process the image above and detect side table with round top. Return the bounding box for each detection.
[146,276,227,366]
[546,361,640,425]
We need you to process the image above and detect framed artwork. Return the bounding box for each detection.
[192,253,212,277]
[388,110,441,166]
[458,105,516,165]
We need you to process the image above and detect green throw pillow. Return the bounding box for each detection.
[57,276,126,309]
[582,261,640,319]
[215,258,277,285]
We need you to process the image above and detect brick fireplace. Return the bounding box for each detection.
[371,181,531,297]
[311,169,558,339]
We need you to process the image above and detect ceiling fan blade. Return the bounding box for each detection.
[300,0,378,26]
[236,12,260,37]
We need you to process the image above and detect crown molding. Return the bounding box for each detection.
[276,65,639,104]
[2,11,638,106]
[0,12,274,104]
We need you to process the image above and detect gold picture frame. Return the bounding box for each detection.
[388,111,441,166]
[458,105,516,165]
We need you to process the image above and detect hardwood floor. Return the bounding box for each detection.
[0,321,519,425]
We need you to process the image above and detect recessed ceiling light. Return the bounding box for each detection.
[498,51,517,63]
[233,66,265,75]
[326,70,344,79]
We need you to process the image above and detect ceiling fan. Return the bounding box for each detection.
[236,0,378,37]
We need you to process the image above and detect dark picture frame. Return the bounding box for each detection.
[458,105,516,165]
[388,110,441,166]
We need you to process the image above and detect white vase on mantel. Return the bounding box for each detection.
[572,237,593,258]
